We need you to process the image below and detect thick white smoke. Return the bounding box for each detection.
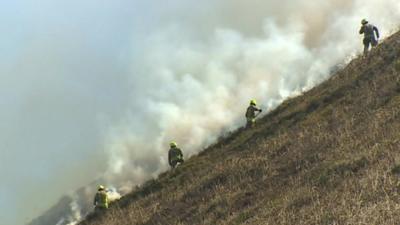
[103,0,400,188]
[31,0,400,224]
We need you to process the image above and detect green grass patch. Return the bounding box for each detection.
[309,156,369,188]
[234,211,252,224]
[391,164,400,174]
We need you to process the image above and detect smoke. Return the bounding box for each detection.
[23,0,400,224]
[102,0,400,188]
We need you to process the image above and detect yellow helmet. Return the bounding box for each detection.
[169,141,177,148]
[98,185,105,191]
[250,99,257,106]
[361,19,368,25]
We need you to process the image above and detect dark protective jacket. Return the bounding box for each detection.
[168,147,183,165]
[246,105,261,119]
[94,190,109,209]
[359,24,380,40]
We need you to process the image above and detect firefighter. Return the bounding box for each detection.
[359,19,380,55]
[168,142,184,168]
[246,99,262,128]
[94,185,109,212]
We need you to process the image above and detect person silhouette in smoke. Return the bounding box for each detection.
[359,19,380,55]
[168,142,184,169]
[245,99,262,128]
[94,185,109,212]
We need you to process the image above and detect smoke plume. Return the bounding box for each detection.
[103,0,400,189]
[23,0,400,224]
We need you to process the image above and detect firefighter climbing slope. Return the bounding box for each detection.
[359,19,380,55]
[246,99,262,128]
[94,185,109,212]
[168,142,184,169]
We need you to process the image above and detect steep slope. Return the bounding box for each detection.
[79,31,400,225]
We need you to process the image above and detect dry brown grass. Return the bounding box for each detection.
[79,31,400,225]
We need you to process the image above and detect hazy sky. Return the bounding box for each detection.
[1,1,212,224]
[1,1,142,224]
[1,1,400,225]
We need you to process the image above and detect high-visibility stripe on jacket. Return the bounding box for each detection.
[94,190,109,208]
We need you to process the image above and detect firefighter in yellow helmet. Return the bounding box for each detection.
[245,99,262,128]
[168,142,184,168]
[94,185,109,212]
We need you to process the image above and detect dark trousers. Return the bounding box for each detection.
[170,158,184,168]
[363,37,378,54]
[94,206,107,213]
[246,117,256,128]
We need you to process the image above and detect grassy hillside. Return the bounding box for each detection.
[79,31,400,225]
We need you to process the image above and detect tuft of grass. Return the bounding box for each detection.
[394,59,400,72]
[235,211,252,224]
[391,164,400,174]
[310,156,369,188]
